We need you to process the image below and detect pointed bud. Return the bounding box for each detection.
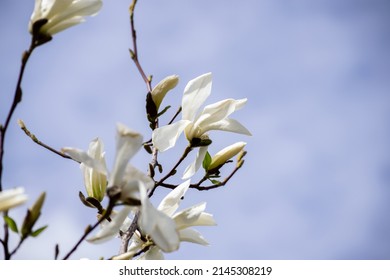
[208,142,247,170]
[21,192,46,239]
[151,75,179,110]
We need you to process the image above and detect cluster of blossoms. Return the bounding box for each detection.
[62,72,251,259]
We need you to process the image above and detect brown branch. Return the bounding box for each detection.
[129,0,152,93]
[158,160,245,191]
[62,201,115,260]
[0,38,37,193]
[18,120,77,162]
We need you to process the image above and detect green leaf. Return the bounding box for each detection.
[3,216,18,233]
[202,151,212,171]
[156,105,171,118]
[210,179,222,185]
[30,225,48,237]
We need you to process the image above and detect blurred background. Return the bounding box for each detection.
[0,0,389,259]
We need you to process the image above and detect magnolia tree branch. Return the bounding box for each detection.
[158,160,246,191]
[119,0,157,255]
[129,0,152,93]
[62,200,115,260]
[0,37,39,259]
[18,120,77,162]
[0,38,37,192]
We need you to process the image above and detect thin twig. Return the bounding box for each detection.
[158,160,245,191]
[168,106,182,125]
[129,0,152,93]
[0,37,38,259]
[62,202,115,260]
[18,120,77,162]
[119,0,155,254]
[0,38,37,192]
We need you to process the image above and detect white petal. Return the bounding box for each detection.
[120,180,143,204]
[139,187,180,252]
[109,123,143,188]
[178,228,209,246]
[173,202,205,229]
[0,187,28,212]
[193,98,247,137]
[87,206,132,244]
[203,118,252,136]
[112,251,135,260]
[173,202,217,229]
[152,120,191,152]
[182,146,208,179]
[157,180,191,216]
[182,73,212,121]
[41,0,102,35]
[140,247,164,260]
[173,200,216,230]
[62,147,107,175]
[123,164,154,191]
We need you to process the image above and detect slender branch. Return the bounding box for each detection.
[149,146,193,197]
[118,211,140,255]
[0,37,38,259]
[1,211,10,259]
[129,0,152,93]
[18,120,77,162]
[0,38,37,192]
[158,160,245,191]
[168,106,182,125]
[8,237,27,259]
[62,202,115,260]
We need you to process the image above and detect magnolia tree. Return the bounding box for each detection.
[0,0,251,260]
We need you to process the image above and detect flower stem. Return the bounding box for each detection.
[62,201,115,260]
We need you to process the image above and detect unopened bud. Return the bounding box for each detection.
[208,142,246,170]
[151,75,179,110]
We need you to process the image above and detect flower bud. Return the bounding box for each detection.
[208,142,247,170]
[151,75,179,110]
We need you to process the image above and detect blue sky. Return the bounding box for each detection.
[1,0,390,259]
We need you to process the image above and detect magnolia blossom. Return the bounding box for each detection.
[62,123,153,205]
[120,180,216,259]
[29,0,102,37]
[208,141,247,170]
[0,187,28,212]
[152,72,251,179]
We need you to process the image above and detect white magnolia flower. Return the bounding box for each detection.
[128,179,216,259]
[63,123,153,204]
[29,0,102,37]
[152,72,251,179]
[0,187,28,212]
[208,141,247,170]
